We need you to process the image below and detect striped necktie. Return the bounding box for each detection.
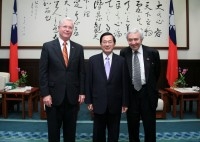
[62,41,68,66]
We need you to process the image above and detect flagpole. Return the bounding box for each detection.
[9,0,19,82]
[166,0,178,87]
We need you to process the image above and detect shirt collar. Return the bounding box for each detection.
[103,52,113,60]
[132,45,143,54]
[58,37,70,48]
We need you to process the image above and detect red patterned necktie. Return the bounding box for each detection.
[62,41,68,66]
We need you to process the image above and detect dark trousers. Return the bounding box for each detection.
[46,97,79,142]
[127,86,156,142]
[93,110,121,142]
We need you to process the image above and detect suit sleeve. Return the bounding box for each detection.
[79,46,86,94]
[153,50,161,82]
[122,59,130,107]
[85,58,93,104]
[39,43,49,97]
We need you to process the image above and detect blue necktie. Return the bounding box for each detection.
[105,57,110,79]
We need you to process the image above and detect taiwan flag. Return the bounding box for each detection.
[9,0,18,82]
[166,0,178,87]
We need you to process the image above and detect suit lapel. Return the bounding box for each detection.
[142,46,150,82]
[108,53,116,81]
[68,41,75,67]
[126,48,133,78]
[53,39,66,67]
[99,53,108,80]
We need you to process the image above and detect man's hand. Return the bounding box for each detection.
[88,104,93,111]
[78,94,85,104]
[122,106,128,113]
[43,95,52,107]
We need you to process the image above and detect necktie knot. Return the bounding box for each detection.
[134,50,138,55]
[63,41,67,46]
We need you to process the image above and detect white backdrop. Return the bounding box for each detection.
[1,0,187,48]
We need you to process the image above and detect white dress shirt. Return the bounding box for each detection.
[103,52,113,66]
[58,37,70,58]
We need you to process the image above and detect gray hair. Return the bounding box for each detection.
[126,28,144,40]
[59,17,74,26]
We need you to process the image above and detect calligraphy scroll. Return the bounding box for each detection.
[1,0,188,48]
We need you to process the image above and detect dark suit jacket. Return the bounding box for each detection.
[85,53,129,114]
[39,38,85,106]
[120,45,160,110]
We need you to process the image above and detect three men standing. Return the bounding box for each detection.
[39,17,160,142]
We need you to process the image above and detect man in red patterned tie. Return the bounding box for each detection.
[39,17,85,142]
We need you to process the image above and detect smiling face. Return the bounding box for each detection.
[100,35,115,55]
[58,18,74,41]
[127,31,143,51]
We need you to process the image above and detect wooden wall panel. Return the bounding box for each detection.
[0,59,200,89]
[0,59,39,87]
